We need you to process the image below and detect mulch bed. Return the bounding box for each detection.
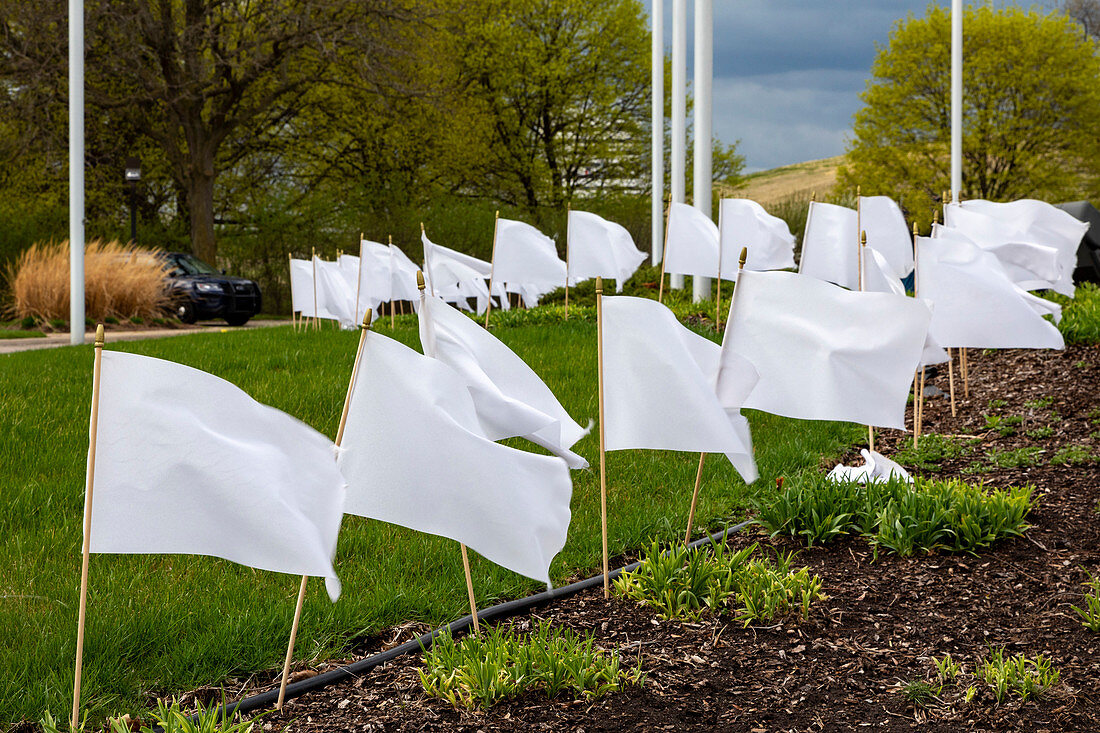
[228,344,1100,732]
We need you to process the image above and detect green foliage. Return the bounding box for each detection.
[418,622,643,709]
[841,5,1100,225]
[1043,282,1100,345]
[1070,571,1100,632]
[1051,444,1096,466]
[902,679,941,706]
[984,446,1044,469]
[1023,396,1054,411]
[614,539,824,627]
[894,433,973,470]
[983,414,1024,437]
[752,476,1033,557]
[978,648,1060,703]
[40,699,254,733]
[1026,426,1054,439]
[935,653,962,683]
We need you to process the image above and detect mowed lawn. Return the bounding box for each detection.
[0,317,862,726]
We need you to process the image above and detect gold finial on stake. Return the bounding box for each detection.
[388,234,393,245]
[361,309,373,329]
[595,276,603,295]
[417,270,425,292]
[94,324,104,347]
[739,246,748,271]
[811,191,816,203]
[420,222,425,234]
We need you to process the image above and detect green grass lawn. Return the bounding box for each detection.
[0,317,862,727]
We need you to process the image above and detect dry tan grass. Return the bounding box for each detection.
[6,240,170,324]
[724,156,845,208]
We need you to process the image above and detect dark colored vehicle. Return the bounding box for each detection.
[160,252,262,326]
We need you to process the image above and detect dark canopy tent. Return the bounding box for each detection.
[1056,201,1100,284]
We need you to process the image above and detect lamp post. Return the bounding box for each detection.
[125,157,141,245]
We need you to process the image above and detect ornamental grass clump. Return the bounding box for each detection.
[419,621,643,709]
[7,240,170,324]
[752,476,1033,556]
[978,648,1060,703]
[613,537,825,625]
[1070,571,1100,632]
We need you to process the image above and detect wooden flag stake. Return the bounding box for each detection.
[715,201,724,330]
[685,247,747,546]
[658,193,672,304]
[858,230,875,452]
[947,347,957,417]
[288,253,299,332]
[460,543,480,635]
[277,309,373,710]
[961,348,970,398]
[311,247,319,331]
[565,203,571,319]
[354,233,364,326]
[484,211,501,329]
[71,325,105,731]
[595,276,610,598]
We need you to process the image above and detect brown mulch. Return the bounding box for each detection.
[242,345,1100,732]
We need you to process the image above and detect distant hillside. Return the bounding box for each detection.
[722,156,844,208]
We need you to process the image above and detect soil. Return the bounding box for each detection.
[202,345,1100,731]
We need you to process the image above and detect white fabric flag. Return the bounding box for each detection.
[915,236,1064,350]
[859,196,914,277]
[663,202,721,279]
[419,294,590,468]
[862,246,906,296]
[932,221,1062,293]
[567,210,646,291]
[422,233,491,314]
[289,258,314,316]
[723,270,932,430]
[338,331,573,585]
[352,241,393,320]
[827,449,912,485]
[950,199,1087,297]
[389,245,421,305]
[311,257,351,324]
[89,351,346,600]
[601,295,758,483]
[798,201,860,290]
[718,198,796,278]
[920,329,950,368]
[493,219,567,293]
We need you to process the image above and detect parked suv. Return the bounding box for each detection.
[160,252,262,326]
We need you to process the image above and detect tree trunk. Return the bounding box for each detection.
[188,149,217,264]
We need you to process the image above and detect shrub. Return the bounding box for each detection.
[419,621,643,709]
[6,240,170,323]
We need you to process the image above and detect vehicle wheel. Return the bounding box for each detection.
[176,301,197,324]
[225,314,251,327]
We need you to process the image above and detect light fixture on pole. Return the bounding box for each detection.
[124,157,141,245]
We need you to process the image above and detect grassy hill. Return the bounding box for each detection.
[722,156,844,209]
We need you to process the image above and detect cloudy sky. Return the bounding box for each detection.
[652,1,1025,172]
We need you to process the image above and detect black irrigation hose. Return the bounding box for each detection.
[206,519,755,721]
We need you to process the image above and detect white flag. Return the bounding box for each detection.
[601,296,758,483]
[494,219,567,293]
[89,351,346,600]
[419,294,590,468]
[289,258,314,316]
[932,221,1062,293]
[723,270,931,429]
[663,202,721,279]
[862,246,906,296]
[915,236,1064,350]
[422,233,492,314]
[798,201,859,290]
[313,257,354,324]
[567,210,646,291]
[353,241,394,320]
[718,198,796,277]
[389,245,421,305]
[952,199,1087,297]
[859,195,914,277]
[338,331,573,585]
[827,449,912,485]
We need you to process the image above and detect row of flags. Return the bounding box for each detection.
[73,191,1085,720]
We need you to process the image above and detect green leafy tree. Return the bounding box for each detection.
[841,4,1100,226]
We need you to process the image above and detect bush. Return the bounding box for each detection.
[752,476,1033,556]
[6,240,170,323]
[1045,282,1100,345]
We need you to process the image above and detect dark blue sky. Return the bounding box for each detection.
[652,1,1025,171]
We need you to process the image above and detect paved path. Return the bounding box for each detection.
[0,319,287,356]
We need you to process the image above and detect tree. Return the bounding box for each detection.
[450,0,652,215]
[1062,0,1100,39]
[840,4,1100,226]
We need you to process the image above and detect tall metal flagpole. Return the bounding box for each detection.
[670,0,686,292]
[651,0,664,267]
[951,0,962,200]
[692,0,713,304]
[69,0,85,345]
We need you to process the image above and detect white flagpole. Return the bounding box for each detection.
[951,0,963,201]
[277,307,373,710]
[595,276,610,598]
[71,325,104,729]
[484,211,500,329]
[651,0,664,267]
[670,0,686,292]
[692,0,713,304]
[69,0,85,346]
